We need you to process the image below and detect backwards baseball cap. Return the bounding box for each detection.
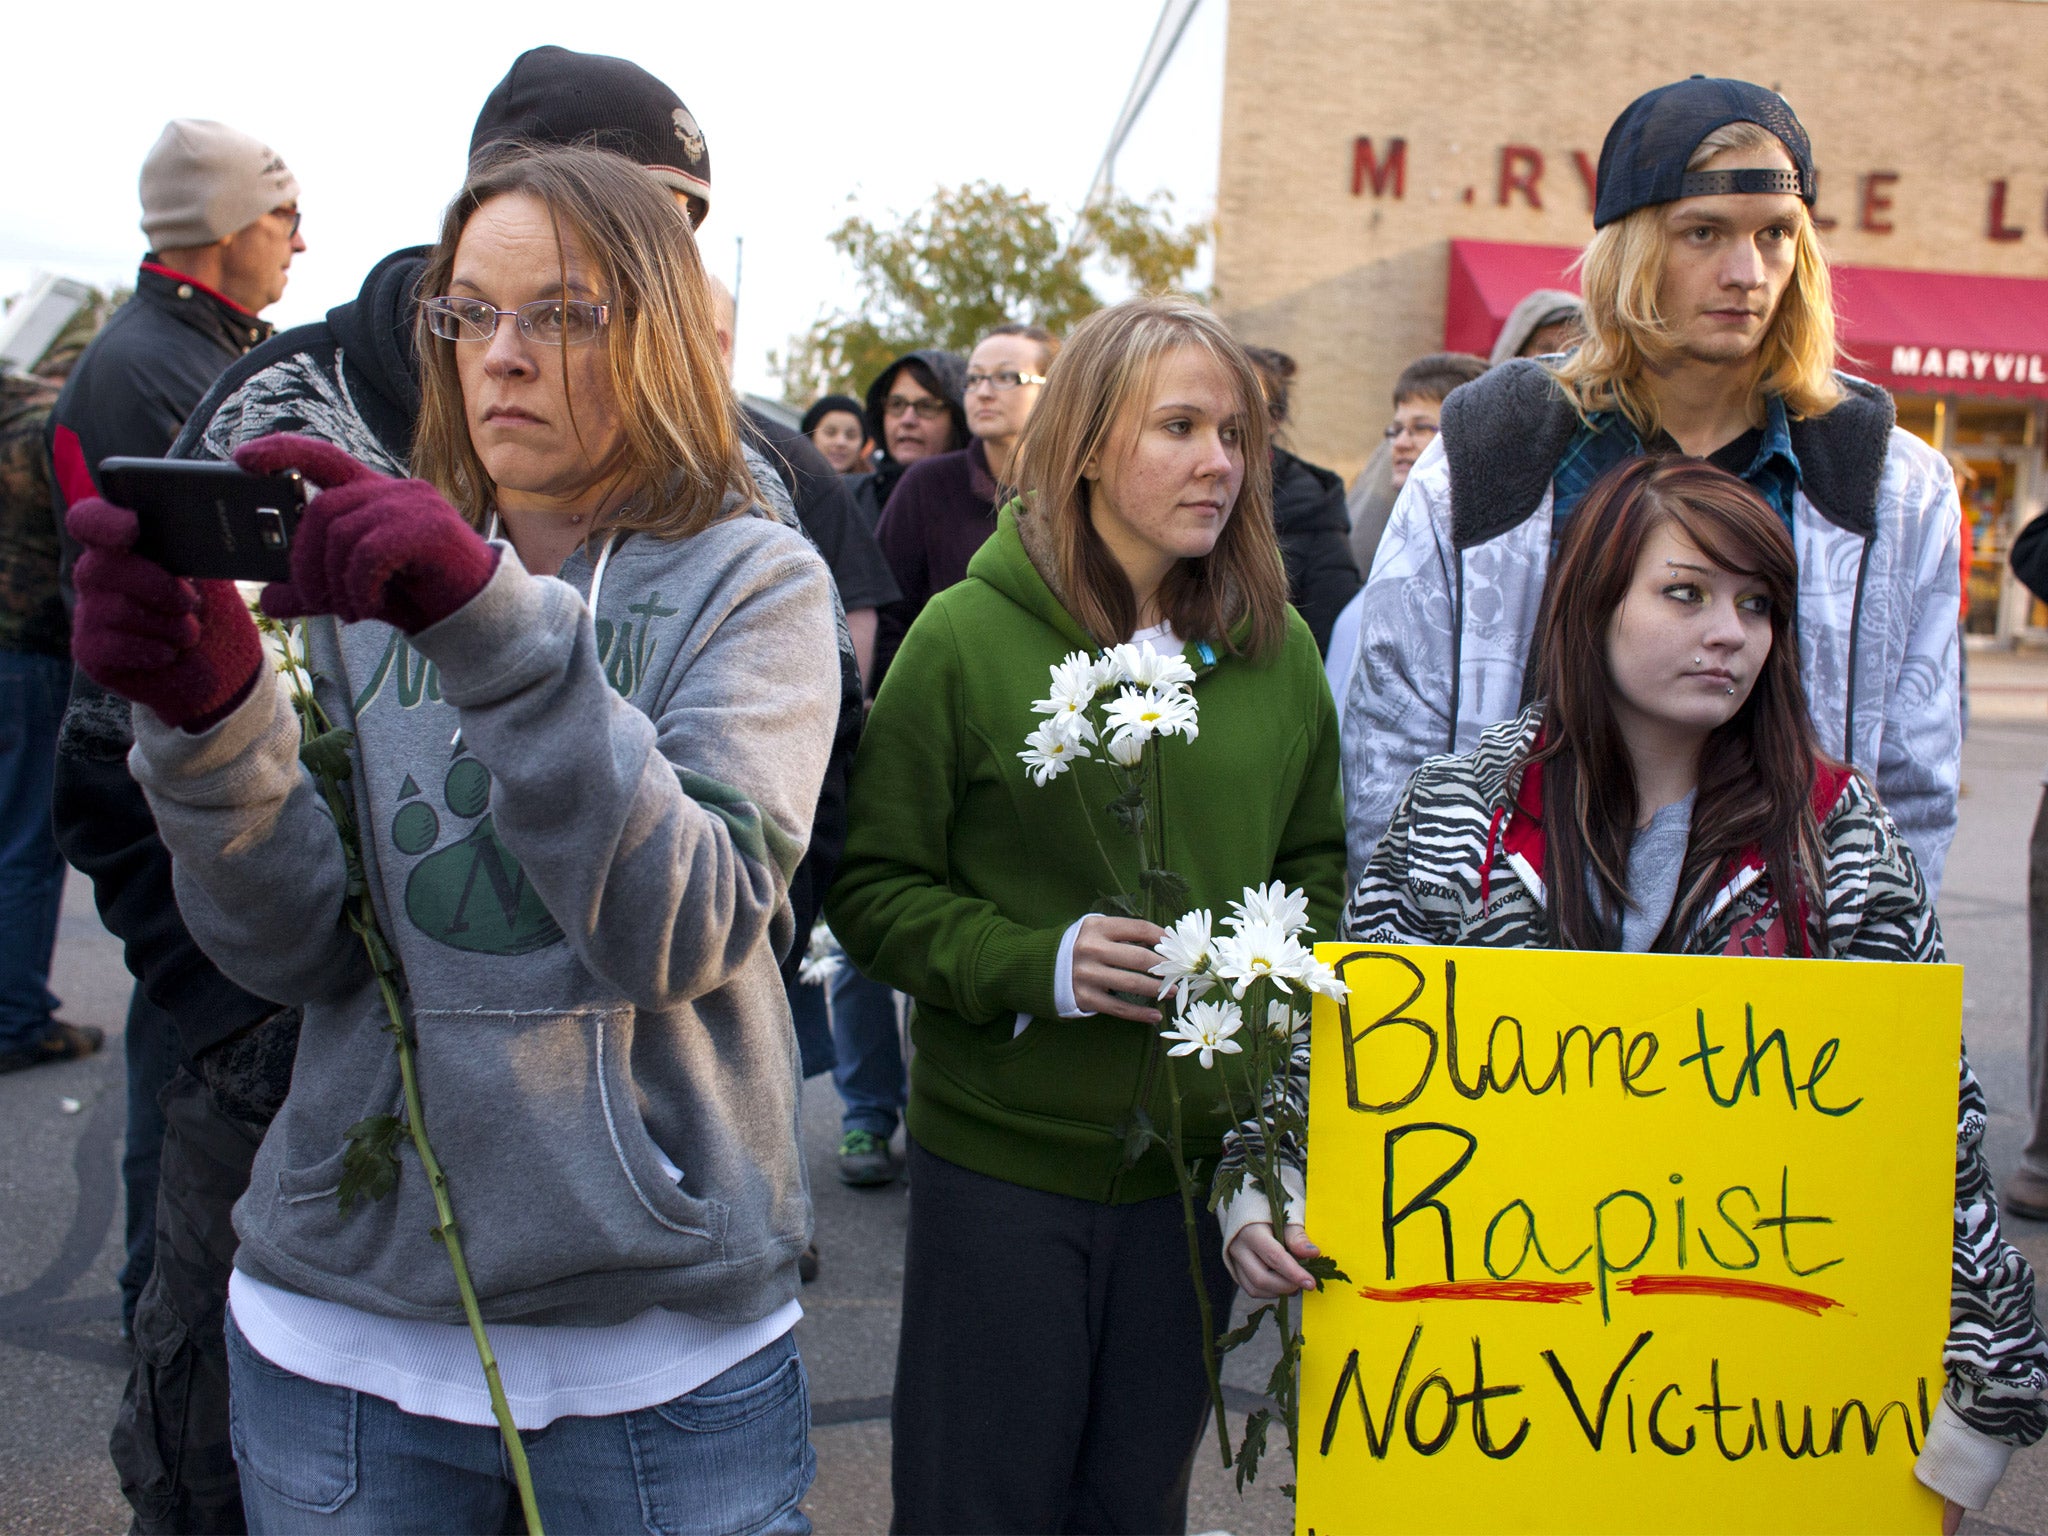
[470,46,712,224]
[139,120,299,250]
[1593,76,1815,229]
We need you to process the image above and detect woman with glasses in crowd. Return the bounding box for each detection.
[872,323,1060,681]
[66,143,839,1533]
[1221,455,2047,1529]
[829,294,1346,1534]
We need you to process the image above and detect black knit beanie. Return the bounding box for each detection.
[801,395,866,436]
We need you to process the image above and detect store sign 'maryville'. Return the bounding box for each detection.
[1350,137,2045,243]
[1888,347,2048,386]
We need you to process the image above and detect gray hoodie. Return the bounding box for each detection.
[130,509,840,1328]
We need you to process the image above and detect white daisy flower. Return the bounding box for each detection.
[1294,950,1348,1000]
[1161,997,1245,1070]
[1017,714,1093,785]
[798,921,843,988]
[1108,640,1197,693]
[1149,909,1218,1004]
[1267,999,1307,1037]
[1213,919,1316,998]
[1103,686,1199,750]
[1227,880,1312,938]
[1031,652,1109,737]
[1107,730,1146,767]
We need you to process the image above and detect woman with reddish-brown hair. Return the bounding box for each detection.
[1219,454,2047,1526]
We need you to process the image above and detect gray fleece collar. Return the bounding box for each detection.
[1439,359,1895,549]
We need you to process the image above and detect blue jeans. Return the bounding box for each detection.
[784,971,835,1081]
[827,964,905,1139]
[226,1316,815,1534]
[0,650,69,1053]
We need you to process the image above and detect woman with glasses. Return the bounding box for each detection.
[847,349,967,539]
[65,143,839,1533]
[871,324,1060,683]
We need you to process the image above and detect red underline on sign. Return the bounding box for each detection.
[1356,1281,1595,1304]
[1353,1276,1845,1315]
[1618,1275,1846,1315]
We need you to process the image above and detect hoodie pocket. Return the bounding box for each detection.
[260,1004,727,1315]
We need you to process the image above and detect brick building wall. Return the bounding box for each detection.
[1215,0,2048,479]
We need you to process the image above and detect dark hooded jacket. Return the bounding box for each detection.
[172,244,428,473]
[1269,447,1361,657]
[47,262,280,1059]
[871,438,1002,685]
[847,348,968,532]
[48,262,275,591]
[742,403,899,615]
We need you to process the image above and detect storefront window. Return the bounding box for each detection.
[1894,396,2046,637]
[1961,454,2025,635]
[1951,405,2034,448]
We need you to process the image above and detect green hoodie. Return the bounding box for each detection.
[826,504,1345,1203]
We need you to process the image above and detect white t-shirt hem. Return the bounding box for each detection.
[228,1269,800,1430]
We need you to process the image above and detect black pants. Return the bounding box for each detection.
[119,991,187,1328]
[112,1004,296,1533]
[890,1143,1233,1535]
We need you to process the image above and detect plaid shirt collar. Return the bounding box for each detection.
[1549,395,1801,546]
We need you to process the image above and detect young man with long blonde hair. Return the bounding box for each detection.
[1341,77,1962,897]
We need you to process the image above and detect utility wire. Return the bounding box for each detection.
[1072,0,1203,239]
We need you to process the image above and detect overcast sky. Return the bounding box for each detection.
[0,0,1226,401]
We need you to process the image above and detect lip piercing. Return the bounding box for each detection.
[1693,656,1703,666]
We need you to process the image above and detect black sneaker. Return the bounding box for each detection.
[0,1022,106,1075]
[836,1129,896,1186]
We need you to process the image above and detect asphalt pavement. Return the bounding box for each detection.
[4,663,2047,1535]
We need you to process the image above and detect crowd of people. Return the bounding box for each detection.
[0,46,2043,1536]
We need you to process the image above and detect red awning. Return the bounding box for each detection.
[1444,239,2048,401]
[1443,240,1581,357]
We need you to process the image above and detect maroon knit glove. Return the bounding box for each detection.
[68,497,264,732]
[234,435,500,634]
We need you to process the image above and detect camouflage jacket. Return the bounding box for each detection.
[0,373,65,656]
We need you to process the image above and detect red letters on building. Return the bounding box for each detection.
[1987,180,2025,242]
[1352,137,1407,199]
[1499,145,1544,209]
[1859,172,1899,234]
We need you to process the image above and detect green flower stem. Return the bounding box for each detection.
[266,621,543,1534]
[374,960,541,1533]
[1245,980,1309,1465]
[1208,980,1311,1488]
[1165,1066,1233,1467]
[1067,763,1132,899]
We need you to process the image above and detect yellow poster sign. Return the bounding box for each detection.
[1296,944,1960,1536]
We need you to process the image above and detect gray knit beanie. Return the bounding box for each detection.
[139,120,299,250]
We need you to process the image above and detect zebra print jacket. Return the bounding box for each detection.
[1222,706,2045,1487]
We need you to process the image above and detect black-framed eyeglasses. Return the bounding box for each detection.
[273,206,302,237]
[883,394,951,420]
[421,295,613,346]
[963,369,1046,393]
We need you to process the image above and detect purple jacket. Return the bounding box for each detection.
[872,437,1000,683]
